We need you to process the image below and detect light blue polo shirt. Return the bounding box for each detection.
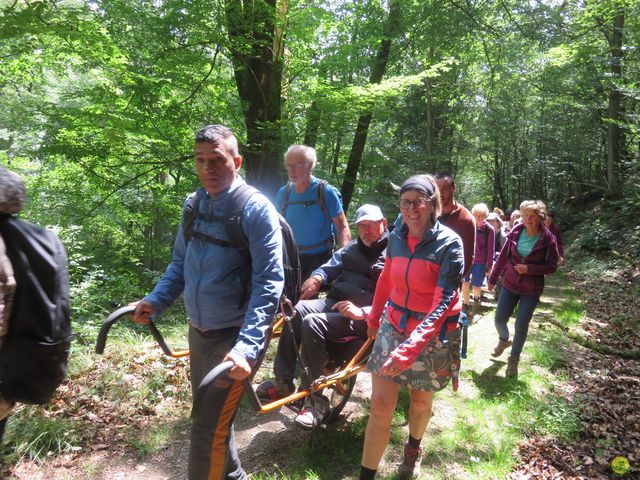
[275,176,343,255]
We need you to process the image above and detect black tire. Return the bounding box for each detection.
[323,373,357,424]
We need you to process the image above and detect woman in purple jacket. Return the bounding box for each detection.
[487,200,558,378]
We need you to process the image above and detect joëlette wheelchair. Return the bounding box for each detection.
[95,300,373,427]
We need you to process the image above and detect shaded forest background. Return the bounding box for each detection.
[1,0,639,315]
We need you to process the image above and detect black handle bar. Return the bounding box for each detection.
[192,360,235,418]
[95,305,177,357]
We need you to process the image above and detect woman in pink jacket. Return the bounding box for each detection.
[487,200,558,379]
[359,175,464,480]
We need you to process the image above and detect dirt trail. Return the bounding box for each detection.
[8,375,374,479]
[7,276,585,479]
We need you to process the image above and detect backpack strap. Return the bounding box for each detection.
[279,183,292,217]
[182,190,202,245]
[279,180,331,223]
[316,179,330,223]
[224,183,257,257]
[225,184,259,308]
[181,185,258,308]
[182,185,256,255]
[280,180,335,254]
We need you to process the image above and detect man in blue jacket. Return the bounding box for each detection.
[132,125,284,480]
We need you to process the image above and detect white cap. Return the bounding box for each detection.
[355,204,384,224]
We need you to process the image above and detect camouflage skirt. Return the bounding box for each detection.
[366,312,462,392]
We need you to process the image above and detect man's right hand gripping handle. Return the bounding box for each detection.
[131,300,155,324]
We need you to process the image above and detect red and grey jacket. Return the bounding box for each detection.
[368,221,464,369]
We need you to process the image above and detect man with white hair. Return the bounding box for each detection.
[276,145,351,280]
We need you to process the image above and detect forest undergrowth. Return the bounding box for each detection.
[1,202,639,479]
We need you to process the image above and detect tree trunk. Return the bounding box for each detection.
[425,77,434,161]
[303,99,321,148]
[340,0,402,212]
[606,10,624,195]
[493,146,507,209]
[225,0,288,198]
[331,130,343,175]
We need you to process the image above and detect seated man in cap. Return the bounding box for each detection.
[257,204,388,428]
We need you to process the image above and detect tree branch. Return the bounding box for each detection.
[175,44,220,106]
[542,314,640,360]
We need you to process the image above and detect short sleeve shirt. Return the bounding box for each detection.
[275,176,343,255]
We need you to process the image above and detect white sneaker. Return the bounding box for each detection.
[294,396,328,429]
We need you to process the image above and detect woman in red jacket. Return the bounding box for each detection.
[359,175,464,480]
[487,200,558,379]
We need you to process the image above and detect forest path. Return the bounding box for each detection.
[10,271,634,479]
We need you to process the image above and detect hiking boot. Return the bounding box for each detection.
[506,356,519,379]
[462,303,475,324]
[397,443,423,480]
[294,395,329,430]
[255,378,294,402]
[472,297,481,316]
[491,338,512,358]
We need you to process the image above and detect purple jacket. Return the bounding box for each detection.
[548,223,564,257]
[488,223,558,297]
[474,222,495,269]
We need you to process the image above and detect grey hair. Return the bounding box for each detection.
[519,200,547,221]
[284,144,317,169]
[0,165,26,213]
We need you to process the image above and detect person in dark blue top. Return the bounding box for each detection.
[132,125,284,480]
[275,145,351,280]
[257,204,388,429]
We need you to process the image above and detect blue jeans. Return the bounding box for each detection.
[494,287,540,357]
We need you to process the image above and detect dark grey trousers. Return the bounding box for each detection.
[274,298,367,388]
[188,325,247,480]
[299,250,332,283]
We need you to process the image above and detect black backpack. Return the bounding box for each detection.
[182,184,302,308]
[0,215,72,405]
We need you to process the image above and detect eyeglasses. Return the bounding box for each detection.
[399,198,431,210]
[285,163,307,170]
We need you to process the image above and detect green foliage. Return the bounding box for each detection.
[128,420,188,458]
[2,412,83,463]
[569,186,640,266]
[1,0,639,297]
[530,396,582,442]
[574,219,615,254]
[528,328,572,372]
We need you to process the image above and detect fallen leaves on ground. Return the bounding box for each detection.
[510,265,640,480]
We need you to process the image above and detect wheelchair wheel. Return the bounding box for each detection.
[323,373,357,424]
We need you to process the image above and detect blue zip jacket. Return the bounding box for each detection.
[144,177,284,365]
